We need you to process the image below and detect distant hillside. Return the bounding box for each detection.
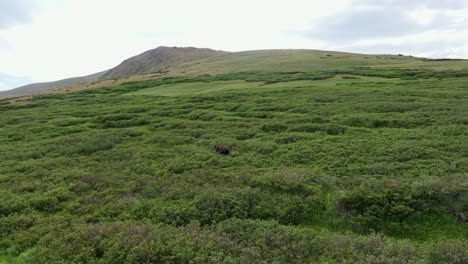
[3,47,468,99]
[0,46,225,98]
[98,46,227,80]
[0,71,108,98]
[167,49,423,76]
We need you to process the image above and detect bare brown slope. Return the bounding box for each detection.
[98,46,227,80]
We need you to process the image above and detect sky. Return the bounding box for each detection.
[1,0,468,91]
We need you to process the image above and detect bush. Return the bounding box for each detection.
[260,123,288,133]
[427,240,468,264]
[0,191,27,216]
[336,178,466,234]
[289,124,345,135]
[193,189,251,224]
[49,131,123,156]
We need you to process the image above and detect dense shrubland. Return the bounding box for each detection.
[0,69,467,263]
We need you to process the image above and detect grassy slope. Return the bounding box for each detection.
[0,52,467,263]
[4,49,468,99]
[168,49,468,75]
[0,47,225,99]
[126,80,263,96]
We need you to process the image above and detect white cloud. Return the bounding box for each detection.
[299,0,468,59]
[405,7,440,26]
[0,0,349,86]
[0,0,467,90]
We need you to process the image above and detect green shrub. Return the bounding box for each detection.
[49,131,123,156]
[193,189,251,224]
[260,123,288,133]
[0,192,27,216]
[426,240,468,264]
[336,178,466,234]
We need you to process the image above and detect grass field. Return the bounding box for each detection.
[169,50,468,75]
[0,56,467,263]
[126,80,263,96]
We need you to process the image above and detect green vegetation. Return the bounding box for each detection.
[169,50,468,76]
[0,65,467,263]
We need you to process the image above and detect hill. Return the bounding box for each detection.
[0,71,108,98]
[3,48,468,99]
[168,49,415,75]
[0,49,467,263]
[99,46,226,80]
[0,46,225,98]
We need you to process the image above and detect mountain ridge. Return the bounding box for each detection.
[0,46,225,98]
[2,46,468,99]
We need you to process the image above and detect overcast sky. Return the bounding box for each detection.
[1,0,468,90]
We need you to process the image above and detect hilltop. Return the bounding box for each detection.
[0,46,225,98]
[3,47,468,99]
[99,46,226,80]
